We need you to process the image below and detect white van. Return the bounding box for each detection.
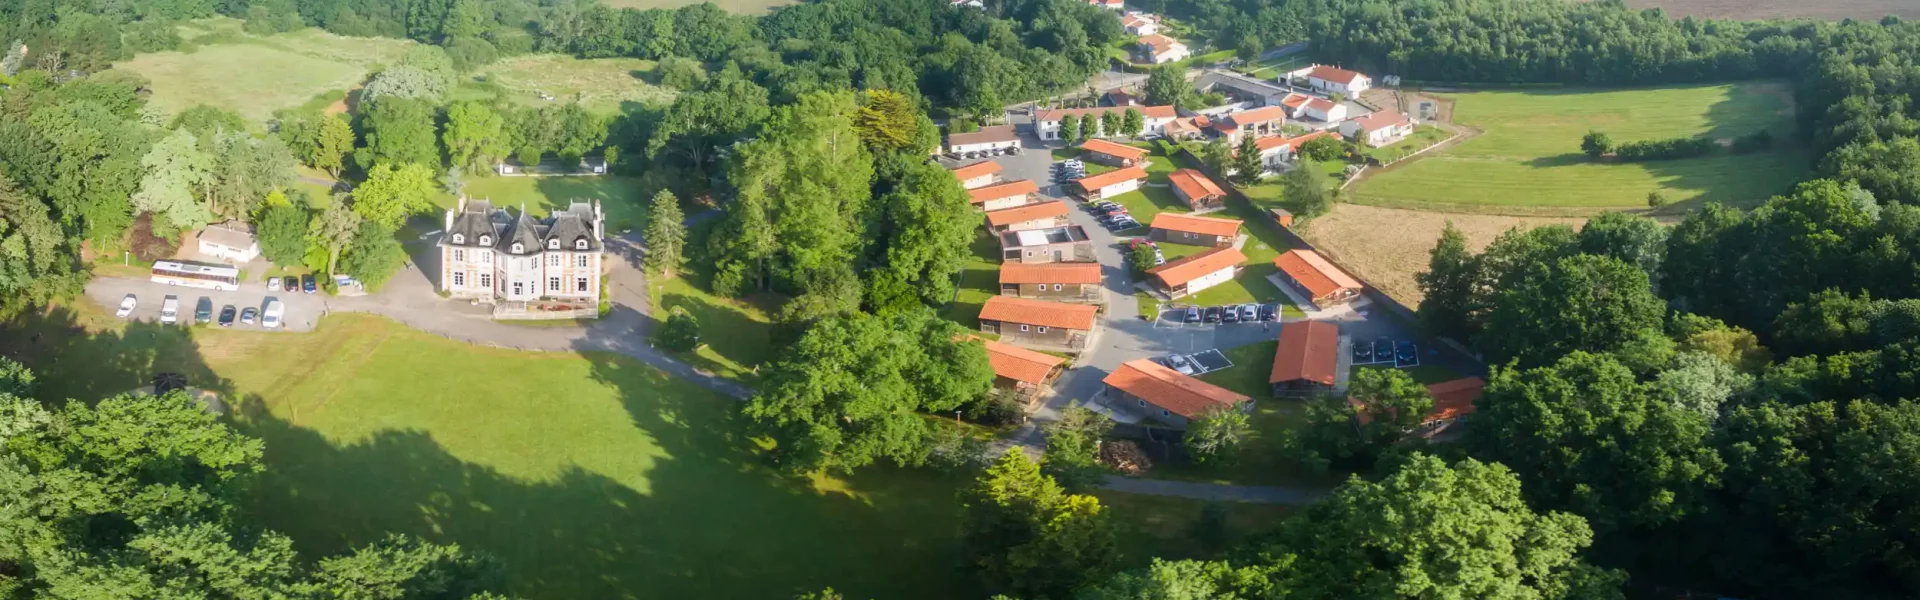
[160,295,180,325]
[261,300,284,329]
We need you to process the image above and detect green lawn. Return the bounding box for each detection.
[1124,148,1310,318]
[1235,54,1308,80]
[1,306,977,600]
[1350,82,1809,211]
[455,175,652,233]
[1141,341,1337,488]
[1363,125,1451,162]
[1094,491,1292,564]
[468,55,673,114]
[109,18,414,123]
[942,229,1004,329]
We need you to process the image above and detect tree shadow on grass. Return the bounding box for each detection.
[0,305,236,403]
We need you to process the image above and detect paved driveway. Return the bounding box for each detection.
[87,278,332,331]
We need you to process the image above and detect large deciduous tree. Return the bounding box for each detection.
[309,200,363,275]
[861,158,976,313]
[743,309,990,473]
[351,163,439,229]
[442,101,507,174]
[1478,254,1666,367]
[130,128,214,232]
[1416,221,1477,340]
[0,176,86,319]
[962,451,1118,598]
[339,222,407,291]
[255,200,311,266]
[1144,64,1187,106]
[356,97,441,171]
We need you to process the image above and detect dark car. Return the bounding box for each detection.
[1353,341,1372,361]
[1258,303,1277,322]
[1222,305,1240,323]
[301,274,317,293]
[1184,307,1201,323]
[240,306,258,325]
[283,276,299,292]
[1395,341,1417,364]
[1203,306,1223,323]
[194,297,213,323]
[1374,337,1392,360]
[217,305,237,327]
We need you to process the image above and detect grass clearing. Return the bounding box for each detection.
[454,175,653,233]
[1094,491,1292,563]
[941,229,1005,329]
[1349,82,1808,213]
[1,305,974,600]
[109,19,414,122]
[1297,203,1587,306]
[470,55,673,114]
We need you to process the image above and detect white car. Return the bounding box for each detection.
[261,300,284,329]
[1167,354,1197,375]
[114,294,137,319]
[159,296,179,325]
[267,276,281,291]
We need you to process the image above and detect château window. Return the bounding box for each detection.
[575,254,589,268]
[548,239,560,250]
[576,277,589,292]
[452,233,465,244]
[479,273,492,289]
[548,277,561,292]
[452,249,464,262]
[479,235,491,246]
[478,251,491,263]
[575,239,589,250]
[548,254,561,267]
[452,271,465,287]
[510,243,524,254]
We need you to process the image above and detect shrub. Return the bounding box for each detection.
[1581,131,1613,158]
[1128,244,1159,275]
[658,307,700,352]
[1731,129,1774,154]
[1300,136,1346,162]
[1647,190,1670,208]
[1612,136,1717,162]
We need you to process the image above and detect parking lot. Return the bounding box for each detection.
[1153,303,1282,328]
[1351,337,1421,368]
[86,277,331,332]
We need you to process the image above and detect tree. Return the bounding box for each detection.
[1060,113,1082,143]
[1578,211,1667,287]
[131,128,214,232]
[1477,254,1666,367]
[657,55,708,90]
[1282,159,1332,219]
[0,177,88,322]
[312,115,355,177]
[864,158,978,310]
[352,163,439,229]
[339,222,407,291]
[1043,404,1112,490]
[256,201,310,266]
[313,534,505,599]
[962,452,1118,598]
[1468,352,1723,533]
[443,101,507,173]
[657,307,700,352]
[644,189,686,275]
[1581,131,1612,158]
[1144,64,1187,106]
[1127,243,1159,275]
[357,97,441,170]
[1289,368,1433,471]
[204,131,297,219]
[170,105,248,142]
[853,89,920,153]
[1121,108,1144,138]
[1299,136,1344,162]
[1185,406,1252,464]
[1230,132,1263,184]
[1270,454,1625,599]
[309,201,362,275]
[1200,137,1232,175]
[743,310,990,473]
[1416,222,1478,340]
[1099,111,1121,139]
[1079,559,1259,600]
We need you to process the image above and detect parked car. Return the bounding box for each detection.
[1184,307,1201,323]
[1110,219,1140,230]
[115,294,138,319]
[1153,250,1166,265]
[1258,303,1277,322]
[194,297,213,324]
[1167,354,1197,375]
[217,305,237,327]
[1374,337,1392,359]
[1353,341,1372,361]
[1239,304,1258,322]
[267,276,281,291]
[1006,146,1020,155]
[301,274,317,293]
[1395,341,1417,364]
[240,306,257,325]
[261,300,285,329]
[160,296,179,325]
[1223,306,1241,323]
[283,276,299,292]
[1203,306,1223,323]
[1129,238,1156,249]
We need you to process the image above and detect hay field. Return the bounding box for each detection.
[1297,203,1588,306]
[469,55,673,114]
[110,21,414,122]
[1348,82,1807,214]
[1624,0,1920,20]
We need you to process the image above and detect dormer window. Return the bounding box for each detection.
[479,235,491,246]
[547,239,560,250]
[452,233,465,244]
[510,243,524,254]
[574,239,588,250]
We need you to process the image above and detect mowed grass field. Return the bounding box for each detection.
[109,19,414,122]
[466,55,673,114]
[1624,0,1920,20]
[1350,82,1809,213]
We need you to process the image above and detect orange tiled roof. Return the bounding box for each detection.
[1227,106,1288,128]
[979,296,1099,330]
[967,180,1038,204]
[1273,249,1362,298]
[1427,377,1485,421]
[949,161,1001,180]
[1271,320,1339,385]
[1074,166,1148,192]
[1079,138,1149,161]
[1166,169,1225,203]
[1137,34,1181,53]
[1307,65,1367,85]
[1103,359,1249,418]
[984,339,1066,385]
[1351,110,1410,131]
[1000,262,1102,285]
[1147,246,1245,287]
[1255,129,1337,154]
[1150,212,1242,238]
[984,200,1069,227]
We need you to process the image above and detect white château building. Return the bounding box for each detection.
[440,197,604,309]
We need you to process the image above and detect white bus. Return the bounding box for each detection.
[151,260,240,291]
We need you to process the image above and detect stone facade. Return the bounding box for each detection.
[440,198,605,309]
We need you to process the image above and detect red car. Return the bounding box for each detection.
[1129,238,1157,249]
